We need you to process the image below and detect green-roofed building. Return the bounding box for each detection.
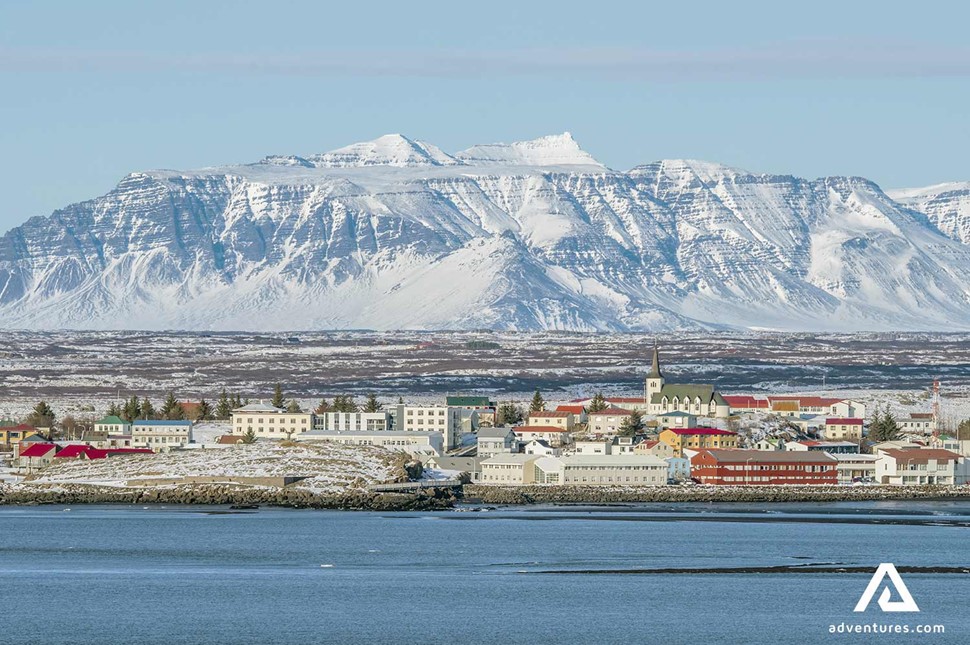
[94,415,132,435]
[645,345,730,419]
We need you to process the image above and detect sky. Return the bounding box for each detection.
[1,0,969,232]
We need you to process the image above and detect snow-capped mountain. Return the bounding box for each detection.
[1,132,969,332]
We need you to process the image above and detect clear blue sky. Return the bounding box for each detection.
[2,0,969,231]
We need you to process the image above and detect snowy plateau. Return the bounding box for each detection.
[2,133,970,332]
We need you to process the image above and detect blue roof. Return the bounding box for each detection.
[133,420,192,427]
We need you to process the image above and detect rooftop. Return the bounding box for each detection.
[133,420,193,427]
[697,450,838,463]
[881,448,962,463]
[95,416,128,425]
[826,418,863,425]
[476,427,515,438]
[513,425,570,433]
[18,443,56,457]
[589,407,633,416]
[529,411,571,418]
[232,403,285,413]
[666,428,737,436]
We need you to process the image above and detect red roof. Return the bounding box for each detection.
[104,448,153,455]
[642,440,660,448]
[882,448,961,463]
[54,445,99,459]
[513,425,570,433]
[826,418,863,425]
[722,395,770,409]
[556,405,586,415]
[666,427,737,436]
[607,397,646,404]
[19,443,56,457]
[588,407,633,416]
[769,396,843,408]
[529,411,571,418]
[0,423,38,432]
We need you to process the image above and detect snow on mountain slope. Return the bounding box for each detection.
[889,182,970,244]
[1,133,968,331]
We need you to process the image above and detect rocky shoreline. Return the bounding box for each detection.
[463,484,970,505]
[0,483,457,511]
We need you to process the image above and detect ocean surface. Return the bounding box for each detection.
[1,501,968,644]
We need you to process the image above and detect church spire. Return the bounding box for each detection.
[647,342,662,378]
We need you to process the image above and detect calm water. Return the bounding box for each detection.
[1,501,969,644]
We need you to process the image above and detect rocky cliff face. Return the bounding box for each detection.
[1,133,968,331]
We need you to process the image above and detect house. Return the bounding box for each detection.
[656,411,697,429]
[610,435,643,454]
[424,456,481,482]
[897,413,936,434]
[296,430,443,456]
[871,441,922,455]
[393,404,462,450]
[645,345,730,418]
[723,395,771,414]
[53,445,152,461]
[93,415,132,437]
[634,439,674,459]
[831,453,878,484]
[513,425,572,448]
[132,420,193,450]
[768,396,866,418]
[822,418,864,442]
[785,440,859,454]
[526,411,575,431]
[659,428,738,457]
[666,456,691,481]
[231,402,313,439]
[480,454,538,485]
[524,439,560,456]
[875,448,966,485]
[690,450,838,485]
[587,408,633,434]
[447,396,497,428]
[16,443,57,471]
[531,454,667,486]
[572,440,612,455]
[477,427,518,458]
[0,424,40,450]
[555,404,588,424]
[753,437,785,451]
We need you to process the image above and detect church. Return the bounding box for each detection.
[645,345,730,419]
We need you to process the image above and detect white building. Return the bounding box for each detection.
[480,454,538,485]
[231,402,313,439]
[132,420,193,450]
[477,427,518,459]
[513,425,572,448]
[526,411,575,431]
[394,405,462,450]
[875,448,965,485]
[831,453,878,484]
[524,439,560,456]
[317,411,390,432]
[897,414,936,434]
[532,454,668,486]
[586,408,632,435]
[296,430,443,456]
[93,415,131,436]
[572,440,612,456]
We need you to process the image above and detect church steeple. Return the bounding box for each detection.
[647,342,662,379]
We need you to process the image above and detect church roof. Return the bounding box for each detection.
[647,344,662,379]
[650,383,721,404]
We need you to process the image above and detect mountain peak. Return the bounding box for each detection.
[306,134,462,168]
[455,132,605,169]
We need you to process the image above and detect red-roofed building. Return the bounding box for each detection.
[512,425,573,448]
[691,450,838,485]
[876,448,966,485]
[54,445,153,461]
[659,428,739,456]
[17,443,57,471]
[722,395,770,413]
[765,396,866,418]
[526,410,575,431]
[555,404,588,423]
[822,418,864,442]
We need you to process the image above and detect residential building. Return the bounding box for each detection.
[587,408,633,434]
[232,402,313,439]
[555,404,588,424]
[296,430,443,456]
[316,411,390,432]
[531,454,667,486]
[446,396,496,427]
[480,454,539,485]
[832,453,878,484]
[93,415,132,437]
[785,440,859,454]
[573,440,612,455]
[897,413,936,434]
[634,439,675,459]
[753,437,785,451]
[0,423,40,449]
[524,439,560,456]
[690,450,838,485]
[132,420,193,450]
[477,427,518,458]
[822,418,864,442]
[659,428,738,457]
[725,395,864,418]
[526,411,575,431]
[53,445,152,461]
[17,443,57,472]
[656,411,697,429]
[394,405,462,450]
[513,425,572,448]
[876,448,966,485]
[666,456,691,481]
[872,440,921,455]
[611,435,643,454]
[424,456,481,482]
[722,395,771,414]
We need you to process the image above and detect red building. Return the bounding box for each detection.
[690,449,838,485]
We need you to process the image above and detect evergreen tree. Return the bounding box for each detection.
[25,401,56,429]
[231,394,242,409]
[331,395,359,413]
[529,389,546,413]
[588,392,608,413]
[314,398,330,415]
[106,402,122,418]
[241,428,257,444]
[271,383,286,409]
[161,391,185,420]
[286,400,303,413]
[496,401,524,426]
[398,396,404,404]
[363,393,383,413]
[122,395,140,422]
[868,404,901,442]
[618,410,644,437]
[215,389,232,420]
[197,398,214,421]
[139,398,156,420]
[958,418,970,441]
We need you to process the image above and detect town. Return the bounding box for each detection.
[1,345,967,492]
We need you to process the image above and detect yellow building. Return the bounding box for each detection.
[659,428,738,457]
[0,424,40,449]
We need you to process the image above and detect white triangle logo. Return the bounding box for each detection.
[853,563,920,613]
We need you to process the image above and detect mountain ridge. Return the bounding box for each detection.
[1,133,969,332]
